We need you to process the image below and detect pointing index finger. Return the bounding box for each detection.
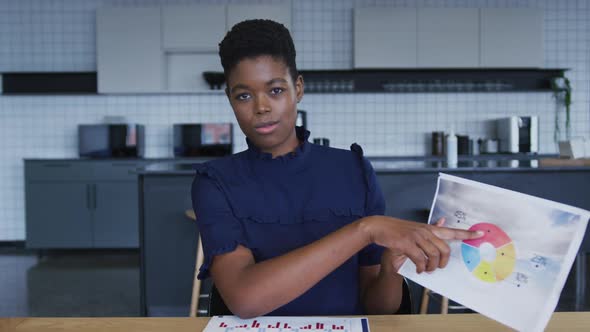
[431,226,484,241]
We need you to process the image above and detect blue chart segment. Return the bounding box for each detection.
[461,243,481,272]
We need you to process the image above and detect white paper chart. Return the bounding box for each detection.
[398,173,590,332]
[203,316,370,332]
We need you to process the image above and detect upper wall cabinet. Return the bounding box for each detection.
[480,8,544,68]
[226,4,292,31]
[354,8,417,68]
[162,5,226,52]
[353,7,544,69]
[97,3,291,94]
[97,7,164,93]
[417,8,479,67]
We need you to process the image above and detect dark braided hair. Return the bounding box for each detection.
[219,19,298,82]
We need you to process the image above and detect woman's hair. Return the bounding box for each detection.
[219,19,298,82]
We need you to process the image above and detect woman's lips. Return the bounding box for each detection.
[254,121,279,134]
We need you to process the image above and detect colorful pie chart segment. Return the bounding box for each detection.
[461,223,516,283]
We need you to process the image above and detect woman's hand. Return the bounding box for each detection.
[364,216,483,274]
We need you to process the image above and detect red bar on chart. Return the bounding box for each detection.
[284,323,291,328]
[219,322,228,328]
[251,320,260,328]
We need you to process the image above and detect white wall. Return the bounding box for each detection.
[0,0,589,241]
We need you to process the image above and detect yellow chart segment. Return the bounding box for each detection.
[469,243,516,282]
[493,243,516,281]
[472,261,496,283]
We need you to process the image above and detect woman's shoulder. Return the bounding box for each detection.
[309,143,368,168]
[193,150,248,173]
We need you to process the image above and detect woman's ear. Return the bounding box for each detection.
[295,75,304,103]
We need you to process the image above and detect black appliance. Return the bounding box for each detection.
[78,124,145,158]
[296,110,307,130]
[173,123,233,157]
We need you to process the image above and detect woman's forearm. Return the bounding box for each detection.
[211,218,373,318]
[361,266,404,314]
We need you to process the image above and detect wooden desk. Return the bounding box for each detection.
[2,312,590,331]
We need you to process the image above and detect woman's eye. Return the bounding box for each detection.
[236,93,250,101]
[270,87,284,95]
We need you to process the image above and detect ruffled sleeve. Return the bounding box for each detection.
[350,144,386,266]
[191,164,248,279]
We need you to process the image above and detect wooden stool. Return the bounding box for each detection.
[185,209,205,317]
[420,288,448,314]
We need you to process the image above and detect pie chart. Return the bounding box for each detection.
[461,223,516,283]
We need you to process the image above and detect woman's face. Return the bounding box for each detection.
[225,55,304,157]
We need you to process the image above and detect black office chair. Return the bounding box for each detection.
[208,284,232,316]
[207,277,414,316]
[396,277,413,314]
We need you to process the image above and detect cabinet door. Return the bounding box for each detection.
[354,7,417,68]
[97,7,163,93]
[480,9,544,68]
[417,8,479,67]
[92,182,139,248]
[162,5,226,52]
[166,53,223,92]
[26,182,93,248]
[226,4,291,31]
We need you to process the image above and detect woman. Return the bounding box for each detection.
[191,19,482,319]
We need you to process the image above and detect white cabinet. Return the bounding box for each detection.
[97,7,164,93]
[166,53,223,92]
[417,8,479,67]
[161,5,226,93]
[226,4,291,31]
[353,8,417,68]
[97,3,292,94]
[480,8,544,68]
[162,5,226,52]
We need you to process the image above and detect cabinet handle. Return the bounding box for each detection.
[92,184,97,210]
[86,184,91,209]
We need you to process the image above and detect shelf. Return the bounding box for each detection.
[2,72,97,94]
[299,68,567,93]
[2,68,567,94]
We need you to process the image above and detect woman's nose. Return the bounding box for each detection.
[255,95,271,114]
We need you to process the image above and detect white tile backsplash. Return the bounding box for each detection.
[0,0,589,240]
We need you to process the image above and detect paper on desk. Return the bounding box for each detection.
[203,316,370,332]
[398,173,590,332]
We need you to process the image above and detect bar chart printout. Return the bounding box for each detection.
[204,316,370,332]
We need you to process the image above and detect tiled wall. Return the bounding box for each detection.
[0,0,588,241]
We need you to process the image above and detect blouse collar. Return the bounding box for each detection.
[246,126,311,163]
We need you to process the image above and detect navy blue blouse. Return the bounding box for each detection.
[191,126,385,316]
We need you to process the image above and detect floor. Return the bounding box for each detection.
[0,245,140,317]
[0,244,588,317]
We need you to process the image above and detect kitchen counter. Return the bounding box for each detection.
[136,154,589,175]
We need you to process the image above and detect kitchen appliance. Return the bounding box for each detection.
[296,110,307,130]
[431,131,445,156]
[78,124,145,158]
[173,123,233,157]
[478,138,499,154]
[313,137,330,147]
[496,116,539,153]
[457,135,470,155]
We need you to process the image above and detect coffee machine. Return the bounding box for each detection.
[496,116,539,153]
